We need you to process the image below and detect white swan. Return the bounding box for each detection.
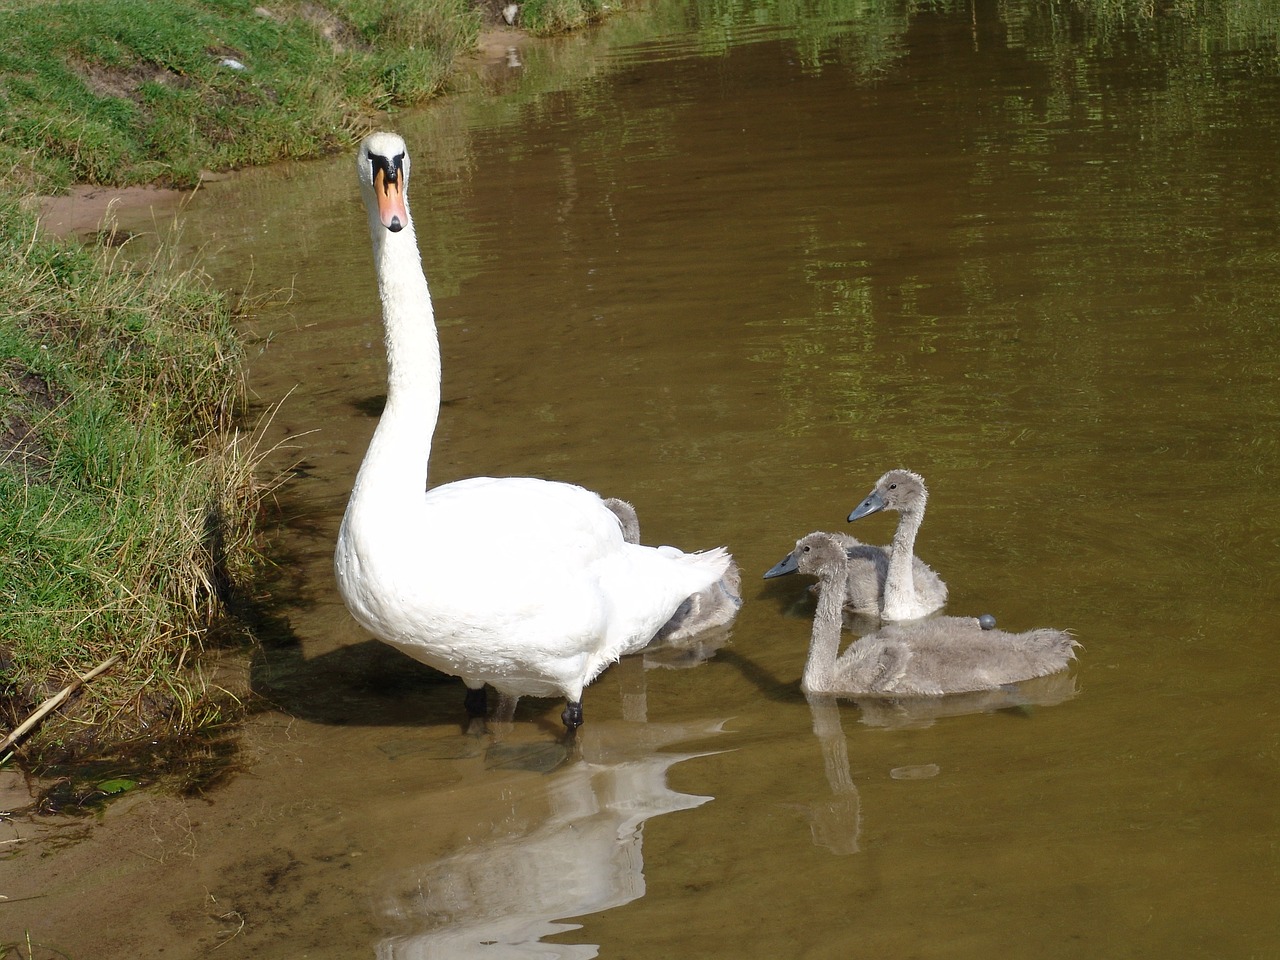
[845,468,948,621]
[788,533,1078,696]
[334,132,733,732]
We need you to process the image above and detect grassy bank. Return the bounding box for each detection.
[0,0,600,193]
[0,0,602,763]
[0,193,261,761]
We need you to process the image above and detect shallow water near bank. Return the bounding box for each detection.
[6,1,1280,957]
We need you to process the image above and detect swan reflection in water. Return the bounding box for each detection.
[376,719,726,959]
[802,671,1080,857]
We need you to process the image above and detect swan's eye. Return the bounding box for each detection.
[888,483,897,490]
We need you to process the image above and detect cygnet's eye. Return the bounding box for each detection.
[888,483,897,490]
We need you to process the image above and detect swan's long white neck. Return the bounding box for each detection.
[883,503,923,616]
[350,211,441,512]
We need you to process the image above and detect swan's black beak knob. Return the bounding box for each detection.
[370,150,409,232]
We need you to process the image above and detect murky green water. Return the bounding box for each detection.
[7,2,1280,957]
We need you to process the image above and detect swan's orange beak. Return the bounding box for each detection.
[373,166,408,233]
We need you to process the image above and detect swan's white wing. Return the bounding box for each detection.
[342,474,728,698]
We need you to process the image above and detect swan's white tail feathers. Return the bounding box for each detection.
[654,555,743,643]
[683,545,734,580]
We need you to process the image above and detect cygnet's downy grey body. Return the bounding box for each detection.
[788,533,1077,697]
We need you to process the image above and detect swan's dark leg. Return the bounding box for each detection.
[561,700,584,732]
[464,686,487,718]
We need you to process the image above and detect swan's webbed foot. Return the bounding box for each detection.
[561,700,584,734]
[464,686,488,718]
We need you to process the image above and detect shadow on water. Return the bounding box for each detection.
[252,636,464,728]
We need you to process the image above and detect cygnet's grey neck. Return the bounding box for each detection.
[803,561,847,691]
[883,505,923,616]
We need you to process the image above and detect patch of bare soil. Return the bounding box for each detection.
[73,59,187,101]
[292,0,371,53]
[474,25,532,64]
[35,183,193,240]
[0,360,64,477]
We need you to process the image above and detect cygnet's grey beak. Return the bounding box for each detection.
[848,491,885,523]
[762,553,798,579]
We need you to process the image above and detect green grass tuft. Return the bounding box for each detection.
[0,0,485,191]
[0,192,264,759]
